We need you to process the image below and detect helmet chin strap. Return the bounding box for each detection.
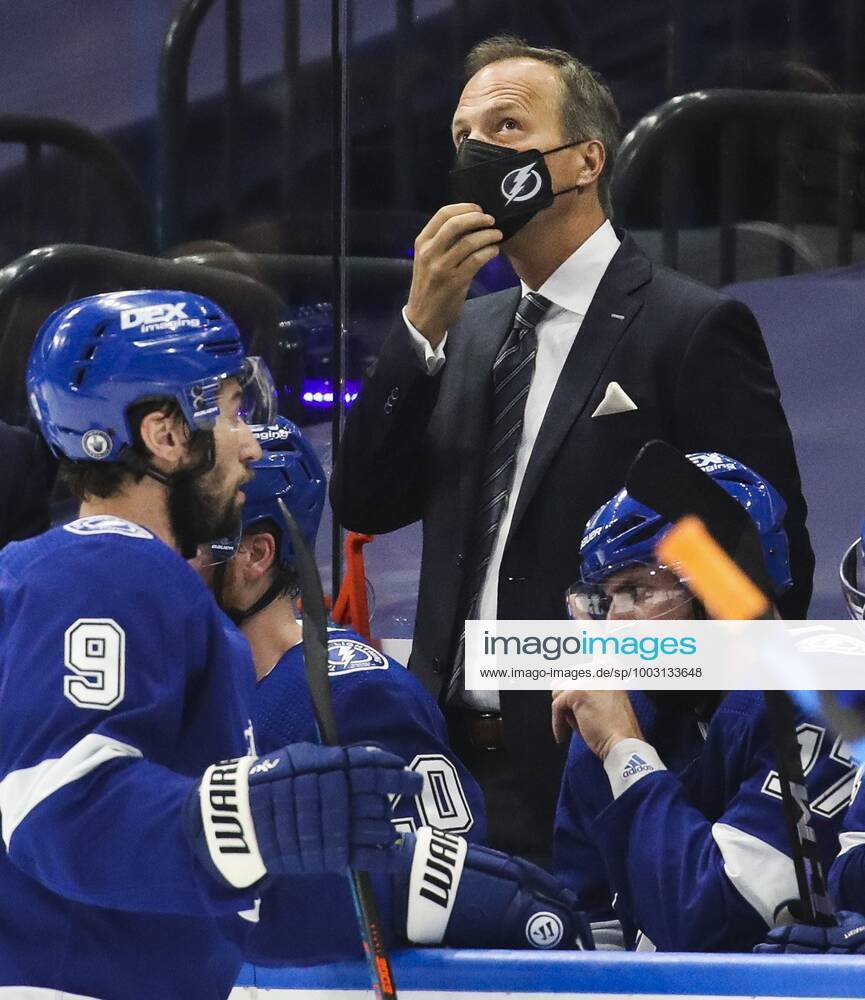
[213,561,287,627]
[121,433,216,559]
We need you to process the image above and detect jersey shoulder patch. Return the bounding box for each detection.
[63,515,154,540]
[327,636,389,675]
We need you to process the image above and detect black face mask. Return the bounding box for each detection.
[450,137,584,240]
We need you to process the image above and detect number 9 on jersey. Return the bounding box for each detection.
[64,618,126,710]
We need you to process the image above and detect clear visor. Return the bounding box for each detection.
[566,562,696,621]
[184,356,277,430]
[840,537,865,621]
[238,356,277,426]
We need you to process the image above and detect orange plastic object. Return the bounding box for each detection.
[656,515,770,621]
[331,532,375,640]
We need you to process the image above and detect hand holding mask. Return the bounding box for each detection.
[450,138,585,240]
[405,203,502,347]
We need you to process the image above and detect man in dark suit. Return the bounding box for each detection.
[331,36,813,868]
[0,420,54,549]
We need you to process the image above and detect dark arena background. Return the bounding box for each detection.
[1,2,864,997]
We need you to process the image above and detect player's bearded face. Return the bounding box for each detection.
[167,380,260,555]
[203,380,260,532]
[191,459,247,542]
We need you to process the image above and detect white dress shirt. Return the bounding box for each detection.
[405,219,621,709]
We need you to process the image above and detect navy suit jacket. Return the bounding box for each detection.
[331,232,813,835]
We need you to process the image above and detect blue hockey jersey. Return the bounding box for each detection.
[0,517,259,1000]
[246,628,486,965]
[554,691,856,952]
[828,761,865,910]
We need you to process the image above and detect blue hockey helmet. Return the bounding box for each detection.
[578,452,792,594]
[27,289,276,462]
[206,417,326,622]
[242,416,326,565]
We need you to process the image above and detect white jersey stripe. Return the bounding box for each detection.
[0,733,142,848]
[712,821,798,926]
[838,830,865,856]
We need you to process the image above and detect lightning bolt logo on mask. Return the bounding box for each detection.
[501,162,543,204]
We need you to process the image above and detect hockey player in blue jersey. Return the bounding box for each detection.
[827,521,865,917]
[756,521,865,954]
[0,291,421,1000]
[552,453,856,952]
[208,417,594,961]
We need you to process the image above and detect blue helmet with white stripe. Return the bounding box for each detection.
[579,452,792,595]
[242,417,326,566]
[27,290,274,462]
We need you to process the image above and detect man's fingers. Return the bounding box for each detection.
[448,227,502,270]
[551,690,591,744]
[552,706,576,745]
[551,707,567,744]
[551,692,576,744]
[424,210,496,256]
[406,203,498,340]
[455,243,500,282]
[415,203,487,245]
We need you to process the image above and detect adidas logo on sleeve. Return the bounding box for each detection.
[622,753,654,779]
[604,739,666,799]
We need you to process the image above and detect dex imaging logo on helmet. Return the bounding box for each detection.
[120,302,201,334]
[689,451,736,474]
[501,162,542,205]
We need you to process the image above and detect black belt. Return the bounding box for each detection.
[448,706,505,751]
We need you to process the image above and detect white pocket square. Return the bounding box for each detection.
[592,381,638,418]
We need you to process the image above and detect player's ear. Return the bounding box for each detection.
[139,408,189,470]
[245,532,277,583]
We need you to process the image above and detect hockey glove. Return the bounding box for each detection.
[185,743,421,888]
[755,911,865,955]
[394,827,594,950]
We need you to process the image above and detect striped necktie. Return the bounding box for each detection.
[445,290,552,703]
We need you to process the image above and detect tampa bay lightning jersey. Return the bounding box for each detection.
[246,628,486,966]
[554,691,856,952]
[0,517,259,1000]
[828,761,865,911]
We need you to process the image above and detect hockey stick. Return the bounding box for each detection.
[277,499,398,1000]
[626,441,774,597]
[626,441,835,927]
